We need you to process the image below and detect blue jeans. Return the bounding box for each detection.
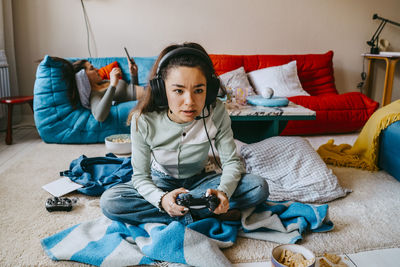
[100,170,269,225]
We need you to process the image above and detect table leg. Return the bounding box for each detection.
[382,58,400,106]
[28,100,33,112]
[5,103,13,145]
[365,59,375,98]
[272,120,279,136]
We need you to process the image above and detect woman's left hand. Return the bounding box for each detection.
[206,189,229,214]
[127,58,138,77]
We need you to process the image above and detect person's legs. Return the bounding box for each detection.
[229,173,269,210]
[185,172,269,219]
[100,182,175,225]
[100,170,196,225]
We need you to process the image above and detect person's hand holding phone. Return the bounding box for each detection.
[124,47,138,78]
[127,57,138,77]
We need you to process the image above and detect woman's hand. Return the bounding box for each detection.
[127,57,138,77]
[109,67,122,87]
[206,189,229,214]
[161,188,189,217]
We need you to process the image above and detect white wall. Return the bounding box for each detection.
[11,0,400,113]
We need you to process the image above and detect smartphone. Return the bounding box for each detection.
[124,47,135,64]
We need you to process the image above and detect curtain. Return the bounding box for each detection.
[1,0,19,96]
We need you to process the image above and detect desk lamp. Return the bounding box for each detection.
[367,14,400,54]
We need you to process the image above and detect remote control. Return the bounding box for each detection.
[45,197,74,212]
[176,193,220,211]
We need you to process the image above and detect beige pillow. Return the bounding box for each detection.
[219,66,255,96]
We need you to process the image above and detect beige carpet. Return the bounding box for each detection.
[0,140,400,266]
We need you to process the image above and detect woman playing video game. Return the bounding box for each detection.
[71,56,145,122]
[100,42,269,225]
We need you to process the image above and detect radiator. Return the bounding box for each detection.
[0,66,11,118]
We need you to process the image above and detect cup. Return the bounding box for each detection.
[235,87,248,105]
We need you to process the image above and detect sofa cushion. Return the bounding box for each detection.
[281,92,380,135]
[210,51,338,96]
[240,136,350,203]
[247,61,310,97]
[218,66,255,95]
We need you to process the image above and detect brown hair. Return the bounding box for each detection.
[46,57,83,109]
[127,42,215,126]
[72,59,89,73]
[45,57,91,109]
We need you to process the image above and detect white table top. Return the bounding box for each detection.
[225,101,316,117]
[362,52,400,58]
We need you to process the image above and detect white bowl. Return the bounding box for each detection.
[105,134,131,155]
[271,244,315,267]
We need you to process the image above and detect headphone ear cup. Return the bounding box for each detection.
[150,77,168,108]
[205,76,220,106]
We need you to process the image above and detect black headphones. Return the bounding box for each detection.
[149,47,220,108]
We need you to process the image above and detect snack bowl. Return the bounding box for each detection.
[105,134,131,155]
[271,244,315,267]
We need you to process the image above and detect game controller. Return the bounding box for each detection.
[45,197,76,212]
[176,193,220,211]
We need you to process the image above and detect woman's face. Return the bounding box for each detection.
[165,66,207,124]
[84,62,102,85]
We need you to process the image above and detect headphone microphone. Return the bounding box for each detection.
[195,114,209,120]
[195,106,211,120]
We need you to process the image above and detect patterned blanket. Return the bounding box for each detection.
[41,201,333,266]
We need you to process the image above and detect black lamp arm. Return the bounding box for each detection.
[367,20,386,46]
[367,14,400,54]
[373,13,400,28]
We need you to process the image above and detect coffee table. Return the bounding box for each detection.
[225,101,316,143]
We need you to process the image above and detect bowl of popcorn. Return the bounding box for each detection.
[271,244,315,267]
[105,134,131,155]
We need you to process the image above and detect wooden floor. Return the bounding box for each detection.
[1,117,399,267]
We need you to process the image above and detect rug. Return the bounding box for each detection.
[0,141,400,266]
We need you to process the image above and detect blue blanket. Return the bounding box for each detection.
[41,201,333,266]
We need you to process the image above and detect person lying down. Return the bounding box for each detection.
[72,56,145,122]
[53,54,145,122]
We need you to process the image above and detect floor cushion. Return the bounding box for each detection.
[240,136,350,203]
[379,121,400,181]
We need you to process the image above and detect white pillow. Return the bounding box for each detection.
[240,136,351,203]
[218,66,255,95]
[247,61,310,98]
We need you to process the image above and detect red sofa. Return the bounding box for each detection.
[210,51,379,135]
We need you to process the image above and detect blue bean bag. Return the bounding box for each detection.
[34,55,156,143]
[379,121,400,182]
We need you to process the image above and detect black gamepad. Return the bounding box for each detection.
[45,197,73,212]
[176,193,220,211]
